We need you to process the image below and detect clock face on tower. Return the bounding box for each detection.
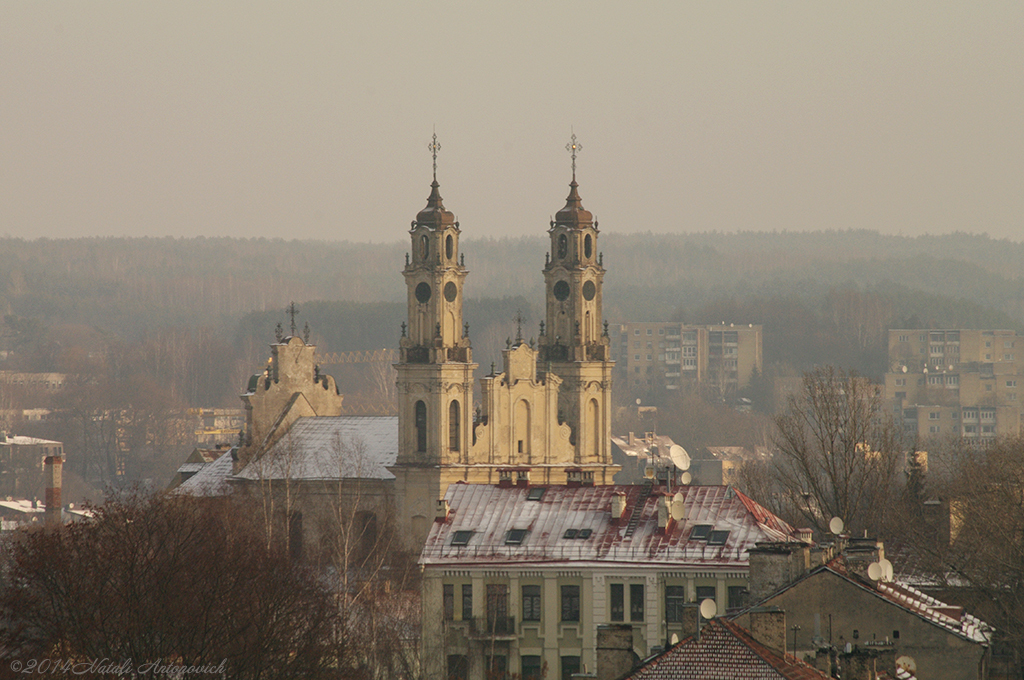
[553,280,570,301]
[444,282,458,302]
[415,282,432,303]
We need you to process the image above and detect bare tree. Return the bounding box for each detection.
[772,366,905,535]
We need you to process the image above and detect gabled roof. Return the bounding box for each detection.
[235,416,397,481]
[623,619,829,680]
[175,448,236,497]
[422,484,801,568]
[738,556,993,646]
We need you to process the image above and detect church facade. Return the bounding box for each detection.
[390,137,620,547]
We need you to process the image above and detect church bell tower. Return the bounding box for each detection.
[537,133,614,465]
[392,135,477,546]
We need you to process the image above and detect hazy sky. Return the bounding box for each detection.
[2,2,1021,242]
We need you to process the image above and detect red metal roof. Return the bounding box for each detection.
[421,484,801,568]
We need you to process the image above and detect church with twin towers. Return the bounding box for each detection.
[389,134,620,544]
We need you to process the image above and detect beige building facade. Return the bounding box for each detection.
[885,329,1023,440]
[612,322,762,397]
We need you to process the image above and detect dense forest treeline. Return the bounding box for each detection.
[2,230,1023,404]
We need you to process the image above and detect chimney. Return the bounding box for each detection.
[628,432,635,446]
[596,625,636,680]
[611,492,627,520]
[44,455,63,526]
[747,606,786,656]
[516,469,531,487]
[498,469,514,488]
[747,542,810,602]
[844,538,884,581]
[795,527,814,544]
[566,468,583,488]
[658,495,670,530]
[435,499,450,522]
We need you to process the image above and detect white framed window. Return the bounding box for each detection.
[929,412,940,420]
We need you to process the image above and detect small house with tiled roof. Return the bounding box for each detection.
[734,540,992,680]
[420,480,807,680]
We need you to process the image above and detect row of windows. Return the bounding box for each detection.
[447,654,576,680]
[442,581,744,627]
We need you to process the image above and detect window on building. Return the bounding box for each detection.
[646,354,652,361]
[695,586,716,606]
[929,412,940,420]
[728,586,746,611]
[634,355,640,362]
[895,378,906,386]
[451,530,474,546]
[634,329,640,335]
[630,584,645,622]
[898,334,909,342]
[521,656,542,680]
[462,584,473,620]
[415,400,427,452]
[505,529,528,545]
[1011,393,1017,401]
[486,584,509,634]
[1007,354,1016,361]
[665,585,686,623]
[708,530,730,546]
[561,585,580,622]
[447,655,469,680]
[929,425,940,434]
[487,655,507,680]
[443,584,454,620]
[561,656,581,680]
[449,400,460,451]
[647,329,652,335]
[522,585,541,622]
[690,525,713,540]
[610,583,624,621]
[1007,341,1015,348]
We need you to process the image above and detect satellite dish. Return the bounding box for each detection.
[867,563,882,581]
[644,466,655,479]
[829,517,845,535]
[636,398,641,406]
[880,559,894,582]
[670,500,685,522]
[896,656,917,674]
[948,365,954,371]
[902,365,908,373]
[679,472,692,485]
[699,599,717,620]
[670,633,679,645]
[673,491,684,504]
[669,445,690,471]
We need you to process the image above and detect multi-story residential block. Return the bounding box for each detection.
[0,432,63,498]
[420,479,805,680]
[611,323,762,396]
[885,329,1023,440]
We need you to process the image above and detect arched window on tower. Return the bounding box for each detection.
[446,234,454,260]
[415,400,427,452]
[449,400,460,451]
[590,399,601,459]
[584,234,592,259]
[421,234,430,260]
[557,234,568,259]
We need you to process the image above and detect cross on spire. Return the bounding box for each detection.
[514,309,525,343]
[566,129,582,178]
[428,130,441,182]
[287,302,299,335]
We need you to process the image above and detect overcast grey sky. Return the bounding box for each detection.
[1,2,1021,242]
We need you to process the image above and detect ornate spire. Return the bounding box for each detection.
[415,131,456,229]
[555,131,593,228]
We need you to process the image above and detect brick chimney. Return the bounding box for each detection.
[435,499,450,522]
[596,625,636,680]
[44,455,62,526]
[747,542,810,602]
[611,492,627,521]
[747,606,786,656]
[498,469,514,488]
[844,538,884,581]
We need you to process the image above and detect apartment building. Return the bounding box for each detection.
[885,329,1023,440]
[612,323,762,396]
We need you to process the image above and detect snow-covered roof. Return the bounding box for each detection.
[422,483,801,568]
[175,448,236,497]
[235,416,397,481]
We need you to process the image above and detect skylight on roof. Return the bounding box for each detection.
[690,525,713,541]
[527,487,546,501]
[708,530,730,545]
[451,530,474,546]
[563,529,578,539]
[506,529,528,545]
[578,528,593,539]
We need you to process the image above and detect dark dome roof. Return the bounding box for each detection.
[415,180,456,229]
[553,178,593,228]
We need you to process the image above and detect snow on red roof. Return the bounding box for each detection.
[421,484,801,568]
[624,619,830,680]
